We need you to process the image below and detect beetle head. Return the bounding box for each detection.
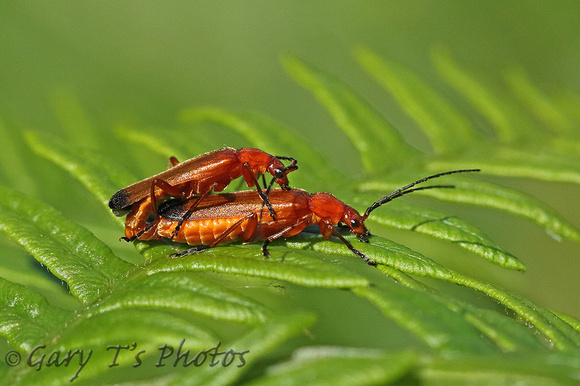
[341,205,370,241]
[308,192,370,240]
[267,156,298,190]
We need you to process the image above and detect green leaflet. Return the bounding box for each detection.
[0,278,72,351]
[375,266,548,352]
[353,282,498,355]
[0,186,132,304]
[90,271,273,324]
[349,195,524,270]
[505,67,576,136]
[247,347,417,386]
[142,246,370,289]
[420,353,580,384]
[556,312,580,334]
[373,252,577,350]
[281,54,418,173]
[50,90,100,150]
[355,270,577,354]
[458,308,545,353]
[24,131,136,224]
[427,145,580,186]
[167,312,317,385]
[551,137,580,157]
[286,232,451,277]
[115,124,195,162]
[5,309,218,384]
[552,90,580,131]
[0,119,35,194]
[446,301,546,353]
[432,46,540,143]
[448,272,580,350]
[360,174,580,242]
[356,46,477,153]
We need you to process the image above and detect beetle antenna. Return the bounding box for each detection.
[362,169,480,220]
[275,155,298,165]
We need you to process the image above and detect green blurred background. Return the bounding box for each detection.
[1,1,579,320]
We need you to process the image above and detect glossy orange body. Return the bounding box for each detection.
[125,189,312,242]
[109,147,297,214]
[124,189,370,259]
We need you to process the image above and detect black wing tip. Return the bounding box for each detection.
[157,198,188,221]
[108,190,131,212]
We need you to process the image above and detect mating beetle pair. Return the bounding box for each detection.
[109,147,478,266]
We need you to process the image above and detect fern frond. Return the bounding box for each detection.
[2,48,579,384]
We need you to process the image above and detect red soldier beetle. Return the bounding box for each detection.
[109,147,298,232]
[122,169,480,266]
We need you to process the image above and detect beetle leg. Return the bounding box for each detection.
[241,161,277,220]
[168,244,210,258]
[170,188,214,239]
[240,213,259,243]
[273,156,298,190]
[264,174,279,195]
[144,176,204,240]
[330,228,376,266]
[319,219,334,239]
[149,178,183,221]
[121,225,152,242]
[168,156,180,168]
[262,174,270,188]
[123,187,176,243]
[261,216,311,257]
[313,219,376,266]
[121,208,160,242]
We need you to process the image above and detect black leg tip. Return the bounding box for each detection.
[261,245,271,258]
[169,245,210,258]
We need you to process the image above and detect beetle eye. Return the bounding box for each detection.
[350,219,360,228]
[274,168,284,178]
